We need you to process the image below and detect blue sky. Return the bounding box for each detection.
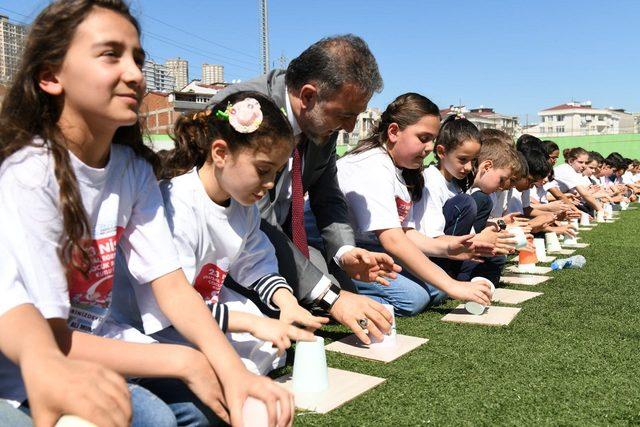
[2,0,638,123]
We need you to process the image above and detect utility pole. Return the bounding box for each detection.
[259,0,270,74]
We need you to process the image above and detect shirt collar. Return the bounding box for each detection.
[285,90,302,136]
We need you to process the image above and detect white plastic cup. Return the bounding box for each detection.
[580,212,590,226]
[55,416,97,427]
[621,200,629,210]
[507,226,527,249]
[465,277,495,315]
[292,336,329,393]
[604,204,613,219]
[545,232,562,252]
[534,238,547,260]
[369,304,397,347]
[564,234,578,245]
[596,210,605,223]
[570,218,580,230]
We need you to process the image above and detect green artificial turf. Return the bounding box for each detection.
[283,207,640,426]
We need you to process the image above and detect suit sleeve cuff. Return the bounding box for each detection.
[307,275,333,303]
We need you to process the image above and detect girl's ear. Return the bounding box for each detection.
[387,123,400,145]
[210,139,229,167]
[38,68,63,96]
[436,144,446,160]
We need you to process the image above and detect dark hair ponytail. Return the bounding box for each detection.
[158,91,293,180]
[348,92,440,201]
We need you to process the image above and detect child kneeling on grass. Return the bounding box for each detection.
[336,93,493,317]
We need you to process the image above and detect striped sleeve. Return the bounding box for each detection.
[249,273,293,311]
[210,302,230,333]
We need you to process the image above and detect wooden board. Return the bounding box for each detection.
[500,275,552,286]
[441,305,521,326]
[325,334,428,363]
[505,265,552,275]
[547,248,576,255]
[275,368,385,414]
[561,242,589,249]
[492,288,543,304]
[507,255,556,264]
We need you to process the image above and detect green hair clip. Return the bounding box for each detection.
[215,109,229,121]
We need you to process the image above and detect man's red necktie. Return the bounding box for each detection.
[290,143,309,258]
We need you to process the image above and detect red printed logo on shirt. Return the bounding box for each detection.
[68,226,124,308]
[193,263,228,304]
[395,196,412,223]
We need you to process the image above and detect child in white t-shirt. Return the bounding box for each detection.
[554,147,604,215]
[0,241,132,426]
[0,2,293,425]
[459,133,522,283]
[413,114,504,280]
[337,93,492,316]
[110,92,323,375]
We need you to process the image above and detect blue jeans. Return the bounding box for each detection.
[431,193,478,278]
[134,378,225,426]
[352,244,448,317]
[354,270,447,317]
[18,383,177,427]
[0,400,31,426]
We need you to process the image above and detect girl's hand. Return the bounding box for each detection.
[279,303,329,330]
[340,248,402,286]
[448,280,492,306]
[447,234,494,261]
[226,370,295,427]
[272,288,329,330]
[494,230,517,255]
[22,353,132,427]
[249,317,315,355]
[179,350,231,424]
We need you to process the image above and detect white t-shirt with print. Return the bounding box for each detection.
[554,163,584,194]
[336,147,414,246]
[116,167,291,335]
[0,141,180,404]
[413,165,462,237]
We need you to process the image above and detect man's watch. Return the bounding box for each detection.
[497,219,507,231]
[316,284,341,311]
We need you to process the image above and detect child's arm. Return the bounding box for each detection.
[0,304,131,427]
[575,184,604,212]
[406,229,496,259]
[271,288,330,330]
[227,310,316,353]
[47,317,232,424]
[150,270,294,427]
[377,228,492,305]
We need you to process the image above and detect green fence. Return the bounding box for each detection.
[150,133,640,164]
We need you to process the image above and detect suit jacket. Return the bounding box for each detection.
[209,70,356,302]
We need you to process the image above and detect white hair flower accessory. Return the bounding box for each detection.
[225,97,263,133]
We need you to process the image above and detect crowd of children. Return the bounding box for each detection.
[1,1,640,426]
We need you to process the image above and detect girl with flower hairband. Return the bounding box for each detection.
[109,91,327,376]
[0,1,294,425]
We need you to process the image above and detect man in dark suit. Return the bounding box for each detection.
[212,35,399,343]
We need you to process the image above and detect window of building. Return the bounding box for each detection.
[556,115,564,121]
[556,126,565,133]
